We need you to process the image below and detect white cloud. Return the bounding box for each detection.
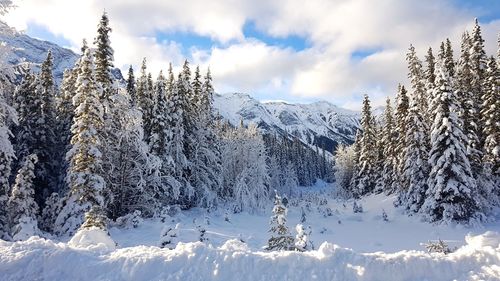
[2,0,499,109]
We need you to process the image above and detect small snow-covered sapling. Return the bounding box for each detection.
[382,209,388,222]
[159,223,180,249]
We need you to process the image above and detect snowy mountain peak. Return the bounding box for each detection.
[0,21,123,85]
[213,93,360,153]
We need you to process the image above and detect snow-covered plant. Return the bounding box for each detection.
[196,220,208,243]
[382,209,389,222]
[40,192,63,233]
[294,224,309,252]
[115,210,143,229]
[353,201,363,213]
[267,193,294,251]
[224,210,231,223]
[159,223,180,249]
[424,239,454,255]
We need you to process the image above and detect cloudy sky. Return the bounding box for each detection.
[3,0,499,109]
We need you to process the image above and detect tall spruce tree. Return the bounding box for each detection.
[400,45,430,213]
[444,38,455,78]
[470,18,487,143]
[421,64,480,223]
[457,32,483,180]
[8,154,40,240]
[393,84,409,193]
[126,65,136,104]
[352,95,377,196]
[136,58,155,141]
[424,47,437,125]
[55,49,105,235]
[189,68,223,208]
[34,51,58,201]
[93,11,114,102]
[375,98,396,194]
[481,56,500,192]
[0,85,16,239]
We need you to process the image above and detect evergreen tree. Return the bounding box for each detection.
[189,68,223,208]
[444,38,455,78]
[481,56,500,191]
[377,97,397,194]
[457,32,483,179]
[126,65,136,104]
[470,18,487,142]
[421,64,480,223]
[35,50,59,198]
[267,193,294,251]
[136,58,155,141]
[159,223,180,249]
[8,154,40,240]
[393,85,409,193]
[425,47,437,89]
[352,95,377,195]
[0,86,16,239]
[55,49,105,235]
[93,11,114,102]
[400,45,430,212]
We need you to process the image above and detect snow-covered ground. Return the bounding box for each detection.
[1,183,499,280]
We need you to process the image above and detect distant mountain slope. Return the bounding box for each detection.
[213,93,360,154]
[0,21,122,85]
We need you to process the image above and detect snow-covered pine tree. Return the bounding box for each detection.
[8,154,40,240]
[136,58,155,142]
[444,38,455,78]
[35,50,59,197]
[56,69,77,169]
[421,63,481,224]
[0,85,16,239]
[159,223,180,249]
[400,45,430,213]
[470,19,487,146]
[12,68,37,162]
[54,48,105,235]
[353,95,377,196]
[189,68,223,208]
[481,56,500,194]
[165,64,191,204]
[425,47,437,126]
[126,65,136,105]
[267,192,294,251]
[150,70,169,158]
[376,97,397,194]
[40,192,62,232]
[393,84,409,193]
[93,11,114,103]
[294,224,309,252]
[456,32,483,181]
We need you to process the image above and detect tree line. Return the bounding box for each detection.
[0,13,332,240]
[335,19,499,224]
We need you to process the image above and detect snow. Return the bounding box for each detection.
[0,230,499,280]
[68,227,116,252]
[1,184,500,280]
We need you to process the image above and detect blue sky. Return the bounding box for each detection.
[4,0,500,109]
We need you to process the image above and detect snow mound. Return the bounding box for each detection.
[1,232,499,280]
[68,227,116,252]
[465,231,500,249]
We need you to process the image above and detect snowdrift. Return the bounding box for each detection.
[0,232,499,281]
